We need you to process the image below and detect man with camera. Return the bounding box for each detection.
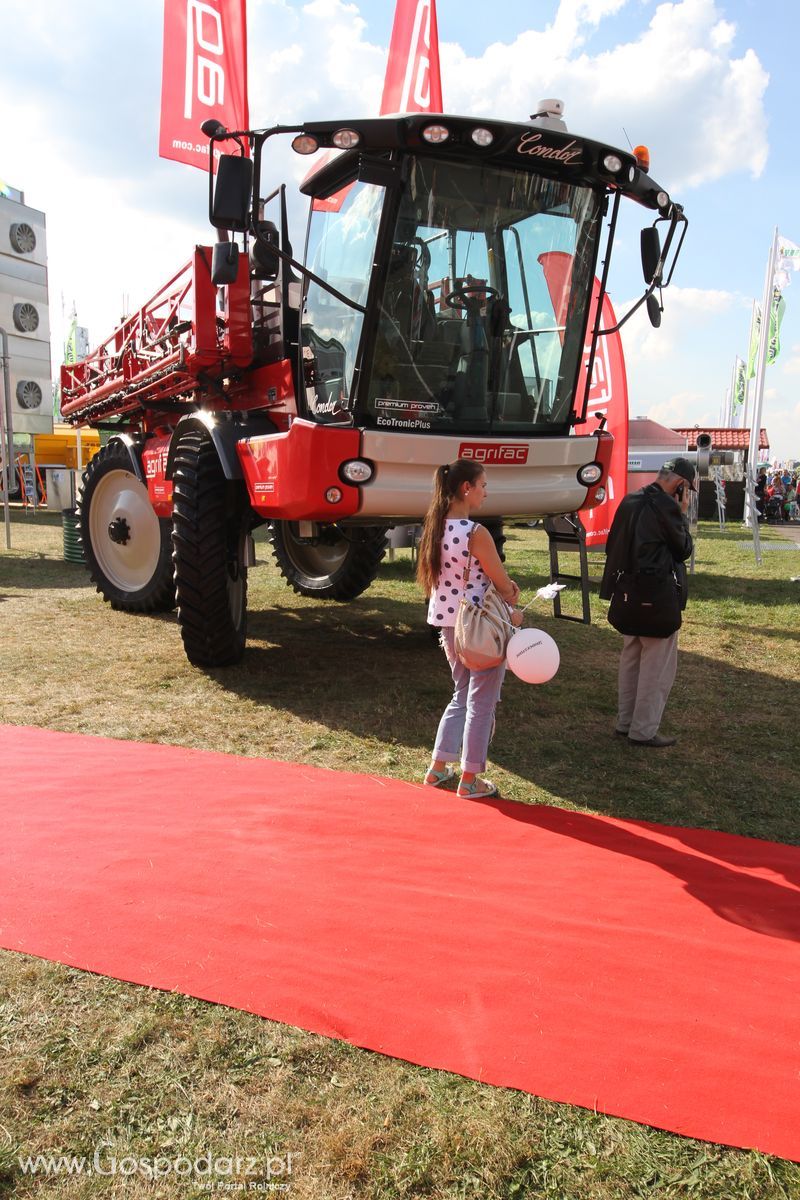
[600,458,695,748]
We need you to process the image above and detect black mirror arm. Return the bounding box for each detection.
[660,209,688,288]
[597,281,660,337]
[202,124,366,313]
[205,123,306,233]
[598,206,688,336]
[248,222,367,315]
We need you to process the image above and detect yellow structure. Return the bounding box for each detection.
[32,424,101,469]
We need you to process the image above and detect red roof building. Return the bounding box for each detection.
[628,418,687,449]
[673,427,769,451]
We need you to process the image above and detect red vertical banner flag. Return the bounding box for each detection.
[380,0,443,115]
[159,0,249,174]
[538,251,629,549]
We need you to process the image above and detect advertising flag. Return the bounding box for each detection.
[747,302,760,379]
[538,251,628,549]
[775,233,800,288]
[64,312,78,366]
[380,0,443,115]
[159,0,249,174]
[731,356,746,423]
[767,288,786,365]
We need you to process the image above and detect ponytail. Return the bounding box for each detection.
[416,459,484,595]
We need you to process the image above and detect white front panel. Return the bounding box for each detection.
[357,430,598,519]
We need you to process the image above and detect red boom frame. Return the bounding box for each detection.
[60,249,253,425]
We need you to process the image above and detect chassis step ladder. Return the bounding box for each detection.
[543,513,591,625]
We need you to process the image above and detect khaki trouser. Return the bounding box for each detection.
[617,632,679,741]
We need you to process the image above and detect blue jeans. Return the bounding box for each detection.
[433,626,506,774]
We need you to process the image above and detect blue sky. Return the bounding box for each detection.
[1,0,798,460]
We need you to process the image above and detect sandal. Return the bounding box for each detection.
[457,778,498,800]
[423,766,456,788]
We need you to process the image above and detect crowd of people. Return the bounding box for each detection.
[755,469,800,522]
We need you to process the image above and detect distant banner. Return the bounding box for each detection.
[539,251,628,549]
[159,0,249,174]
[732,357,746,415]
[380,0,443,115]
[747,303,760,380]
[775,233,800,289]
[64,312,78,366]
[767,288,786,365]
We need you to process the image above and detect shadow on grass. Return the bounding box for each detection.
[687,575,800,605]
[1,557,90,589]
[6,509,63,528]
[209,597,800,845]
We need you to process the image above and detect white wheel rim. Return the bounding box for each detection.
[88,470,162,593]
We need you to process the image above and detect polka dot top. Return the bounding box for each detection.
[427,519,489,627]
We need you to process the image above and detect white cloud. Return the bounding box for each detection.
[620,284,741,367]
[441,0,769,190]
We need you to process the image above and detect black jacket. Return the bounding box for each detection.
[600,483,693,609]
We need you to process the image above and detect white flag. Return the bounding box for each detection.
[775,234,800,288]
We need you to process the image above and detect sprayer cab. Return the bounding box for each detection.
[205,108,686,439]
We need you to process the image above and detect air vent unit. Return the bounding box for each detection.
[9,222,36,254]
[13,302,40,333]
[16,380,43,410]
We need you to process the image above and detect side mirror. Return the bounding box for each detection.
[641,226,662,285]
[250,220,280,280]
[646,293,662,328]
[211,241,240,286]
[211,155,253,232]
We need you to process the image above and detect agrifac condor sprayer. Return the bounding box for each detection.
[61,102,686,666]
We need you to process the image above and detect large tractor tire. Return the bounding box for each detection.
[77,441,175,612]
[171,431,250,667]
[269,521,388,600]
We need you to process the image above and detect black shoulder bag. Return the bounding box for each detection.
[607,498,682,639]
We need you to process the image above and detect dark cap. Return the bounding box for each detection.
[662,456,698,491]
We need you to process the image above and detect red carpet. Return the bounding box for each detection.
[1,725,799,1161]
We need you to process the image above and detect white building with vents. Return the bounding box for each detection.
[0,183,53,435]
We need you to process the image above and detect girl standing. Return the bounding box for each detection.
[417,459,521,799]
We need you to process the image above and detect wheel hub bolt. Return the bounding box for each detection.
[108,516,131,545]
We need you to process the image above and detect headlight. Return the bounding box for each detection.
[422,124,449,144]
[292,134,319,155]
[471,127,494,147]
[578,463,602,486]
[603,154,623,173]
[325,487,343,504]
[593,487,606,503]
[332,128,360,150]
[341,459,373,484]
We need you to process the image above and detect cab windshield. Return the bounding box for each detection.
[301,157,602,434]
[364,157,601,434]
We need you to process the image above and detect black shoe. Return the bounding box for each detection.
[614,728,629,737]
[628,734,677,748]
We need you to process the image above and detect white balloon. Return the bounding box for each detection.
[506,628,560,684]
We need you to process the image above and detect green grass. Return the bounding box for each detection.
[1,508,799,1198]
